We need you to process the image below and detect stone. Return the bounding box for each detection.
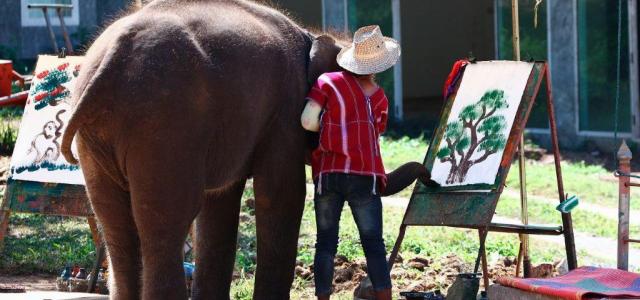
[555,258,569,276]
[530,263,554,278]
[238,212,252,223]
[353,276,375,300]
[408,261,427,271]
[334,254,349,266]
[503,256,516,267]
[244,198,255,211]
[406,281,426,292]
[333,267,353,283]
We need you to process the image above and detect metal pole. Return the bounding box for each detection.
[42,7,59,54]
[55,7,74,54]
[545,65,578,270]
[512,0,531,278]
[617,140,632,270]
[392,0,403,121]
[387,224,407,269]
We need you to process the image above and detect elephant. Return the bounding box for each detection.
[61,1,439,299]
[61,1,345,299]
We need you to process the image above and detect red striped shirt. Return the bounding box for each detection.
[306,71,389,193]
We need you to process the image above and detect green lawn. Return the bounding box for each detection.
[505,160,640,211]
[0,136,635,298]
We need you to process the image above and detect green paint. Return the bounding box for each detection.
[5,179,89,215]
[437,89,509,184]
[11,161,80,175]
[30,65,74,111]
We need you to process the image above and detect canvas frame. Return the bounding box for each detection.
[403,61,546,227]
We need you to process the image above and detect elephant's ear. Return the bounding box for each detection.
[307,35,342,84]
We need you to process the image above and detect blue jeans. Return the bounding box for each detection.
[313,173,392,296]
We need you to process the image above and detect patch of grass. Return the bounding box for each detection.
[0,111,19,155]
[0,214,95,275]
[495,193,640,245]
[505,160,640,211]
[0,106,23,119]
[380,136,428,171]
[1,136,630,296]
[230,271,254,300]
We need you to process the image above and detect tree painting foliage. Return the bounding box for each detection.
[436,89,509,184]
[30,63,79,111]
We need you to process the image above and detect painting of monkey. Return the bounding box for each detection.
[9,55,85,185]
[26,109,66,164]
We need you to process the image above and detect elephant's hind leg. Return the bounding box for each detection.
[252,135,306,299]
[192,180,246,300]
[78,143,141,300]
[127,145,205,300]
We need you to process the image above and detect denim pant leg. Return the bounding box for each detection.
[347,177,392,291]
[313,177,345,296]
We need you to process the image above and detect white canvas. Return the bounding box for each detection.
[9,55,85,185]
[430,61,534,187]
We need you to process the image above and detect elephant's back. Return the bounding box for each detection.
[78,0,310,189]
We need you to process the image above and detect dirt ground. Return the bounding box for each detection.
[0,274,56,291]
[0,147,570,296]
[0,253,563,296]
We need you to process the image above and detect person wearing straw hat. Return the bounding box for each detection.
[301,25,400,300]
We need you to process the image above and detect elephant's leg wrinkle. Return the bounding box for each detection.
[77,143,140,300]
[192,180,246,300]
[127,153,205,300]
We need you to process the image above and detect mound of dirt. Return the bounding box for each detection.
[293,253,565,296]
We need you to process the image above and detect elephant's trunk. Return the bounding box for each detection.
[382,162,439,196]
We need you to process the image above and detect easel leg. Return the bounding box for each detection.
[87,216,101,250]
[474,229,490,289]
[515,241,523,277]
[544,66,578,270]
[387,224,407,270]
[87,242,106,293]
[0,210,10,251]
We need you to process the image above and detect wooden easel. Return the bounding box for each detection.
[387,61,577,290]
[0,179,106,292]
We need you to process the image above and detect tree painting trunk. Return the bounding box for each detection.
[436,89,508,185]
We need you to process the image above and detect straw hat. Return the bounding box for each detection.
[337,25,401,75]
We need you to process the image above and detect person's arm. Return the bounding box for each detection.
[301,79,329,132]
[301,100,322,132]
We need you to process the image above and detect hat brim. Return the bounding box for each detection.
[336,37,401,75]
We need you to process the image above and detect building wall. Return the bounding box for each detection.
[20,0,98,58]
[272,0,323,29]
[96,0,131,26]
[0,0,127,60]
[0,1,22,58]
[400,0,495,100]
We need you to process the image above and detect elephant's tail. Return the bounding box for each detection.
[62,39,121,165]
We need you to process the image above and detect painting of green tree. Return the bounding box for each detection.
[436,89,508,184]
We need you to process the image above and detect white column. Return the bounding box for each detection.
[392,0,403,121]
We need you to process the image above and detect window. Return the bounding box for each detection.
[577,0,631,132]
[21,0,79,27]
[496,0,549,129]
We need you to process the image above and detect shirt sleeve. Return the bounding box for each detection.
[374,94,389,134]
[305,78,331,107]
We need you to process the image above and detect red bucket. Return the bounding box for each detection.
[0,60,12,97]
